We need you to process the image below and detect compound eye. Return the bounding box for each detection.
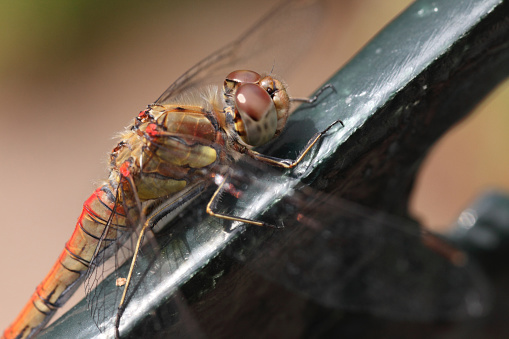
[235,82,278,146]
[226,70,261,84]
[235,83,272,121]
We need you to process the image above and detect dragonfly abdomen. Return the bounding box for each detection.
[3,185,127,339]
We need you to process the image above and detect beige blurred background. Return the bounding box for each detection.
[1,0,508,332]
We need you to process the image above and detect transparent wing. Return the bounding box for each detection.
[82,172,145,337]
[155,0,325,105]
[109,158,490,336]
[80,140,490,337]
[222,163,491,321]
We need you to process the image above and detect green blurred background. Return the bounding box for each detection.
[0,0,508,331]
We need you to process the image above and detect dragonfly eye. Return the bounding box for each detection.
[236,83,272,121]
[224,70,262,103]
[226,70,261,84]
[234,83,277,146]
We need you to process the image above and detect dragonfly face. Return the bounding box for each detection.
[223,70,290,147]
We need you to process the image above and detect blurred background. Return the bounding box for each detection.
[0,0,508,332]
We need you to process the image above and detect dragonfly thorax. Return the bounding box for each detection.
[223,70,290,147]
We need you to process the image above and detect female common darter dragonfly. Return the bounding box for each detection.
[3,0,340,338]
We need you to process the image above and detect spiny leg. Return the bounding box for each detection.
[114,160,146,339]
[206,118,342,228]
[290,84,336,104]
[206,173,282,229]
[114,219,151,339]
[206,118,342,227]
[245,119,344,169]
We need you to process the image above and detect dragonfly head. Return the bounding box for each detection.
[224,70,290,147]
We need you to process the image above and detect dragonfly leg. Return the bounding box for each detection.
[114,218,151,339]
[206,173,282,228]
[290,84,337,104]
[114,159,147,339]
[244,119,344,169]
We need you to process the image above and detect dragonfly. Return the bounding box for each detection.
[2,0,332,338]
[2,0,490,338]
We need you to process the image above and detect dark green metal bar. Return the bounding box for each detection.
[39,0,509,337]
